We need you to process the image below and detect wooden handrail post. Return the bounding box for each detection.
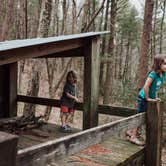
[145,100,164,166]
[0,131,18,166]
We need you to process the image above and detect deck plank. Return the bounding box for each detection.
[48,137,144,166]
[14,123,80,149]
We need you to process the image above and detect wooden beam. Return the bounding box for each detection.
[0,39,83,65]
[37,47,84,58]
[17,113,145,166]
[17,95,83,110]
[83,36,101,130]
[98,105,137,116]
[145,101,163,166]
[17,95,137,117]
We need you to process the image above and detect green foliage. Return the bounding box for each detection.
[117,4,142,47]
[111,80,137,108]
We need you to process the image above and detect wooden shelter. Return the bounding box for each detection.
[0,31,108,129]
[0,32,164,166]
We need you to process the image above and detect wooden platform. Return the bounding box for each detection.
[16,123,80,149]
[47,137,144,166]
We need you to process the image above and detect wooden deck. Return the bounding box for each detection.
[17,123,81,149]
[47,137,144,166]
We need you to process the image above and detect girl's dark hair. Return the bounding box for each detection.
[66,70,77,83]
[152,54,166,74]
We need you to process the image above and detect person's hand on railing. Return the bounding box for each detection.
[146,98,161,102]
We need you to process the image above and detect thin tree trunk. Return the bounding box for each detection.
[159,0,166,54]
[61,0,68,35]
[1,0,14,41]
[17,0,27,89]
[72,0,77,33]
[122,34,130,82]
[30,0,40,38]
[138,0,154,88]
[38,0,52,37]
[23,64,40,117]
[151,0,158,57]
[118,36,123,79]
[82,0,106,32]
[103,0,117,104]
[99,0,110,89]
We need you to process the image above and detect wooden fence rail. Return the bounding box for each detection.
[17,95,137,117]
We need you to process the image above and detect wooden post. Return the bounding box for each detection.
[0,63,17,118]
[83,36,100,130]
[0,131,18,166]
[146,100,163,166]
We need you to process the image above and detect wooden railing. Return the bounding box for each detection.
[0,95,162,165]
[17,95,137,117]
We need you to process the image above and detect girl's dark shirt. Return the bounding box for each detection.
[60,82,76,108]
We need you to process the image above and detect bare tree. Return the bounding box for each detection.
[61,0,69,35]
[99,0,110,88]
[82,0,106,32]
[38,0,52,37]
[103,0,117,104]
[138,0,154,88]
[30,0,41,38]
[159,0,166,53]
[72,0,77,33]
[1,0,14,41]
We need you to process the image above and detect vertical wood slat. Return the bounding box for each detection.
[146,101,163,166]
[83,36,100,130]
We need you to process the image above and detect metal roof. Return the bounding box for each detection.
[0,31,109,51]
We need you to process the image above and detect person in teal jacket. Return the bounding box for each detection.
[127,54,166,145]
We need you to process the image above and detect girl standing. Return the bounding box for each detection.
[127,54,166,145]
[60,70,79,132]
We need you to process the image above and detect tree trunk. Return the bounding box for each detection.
[99,0,109,90]
[138,0,154,89]
[38,0,52,37]
[122,34,130,82]
[30,0,40,38]
[103,0,117,104]
[159,0,166,54]
[61,0,68,35]
[72,0,77,33]
[23,63,40,117]
[1,0,14,41]
[17,0,27,89]
[151,0,158,58]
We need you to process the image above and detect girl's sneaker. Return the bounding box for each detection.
[60,125,71,133]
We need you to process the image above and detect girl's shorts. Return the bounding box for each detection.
[60,105,75,113]
[137,96,147,113]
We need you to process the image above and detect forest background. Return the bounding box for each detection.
[0,0,166,127]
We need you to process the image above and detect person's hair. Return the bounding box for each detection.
[152,54,166,74]
[66,70,77,83]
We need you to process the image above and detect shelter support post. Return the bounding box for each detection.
[83,36,100,130]
[0,62,17,118]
